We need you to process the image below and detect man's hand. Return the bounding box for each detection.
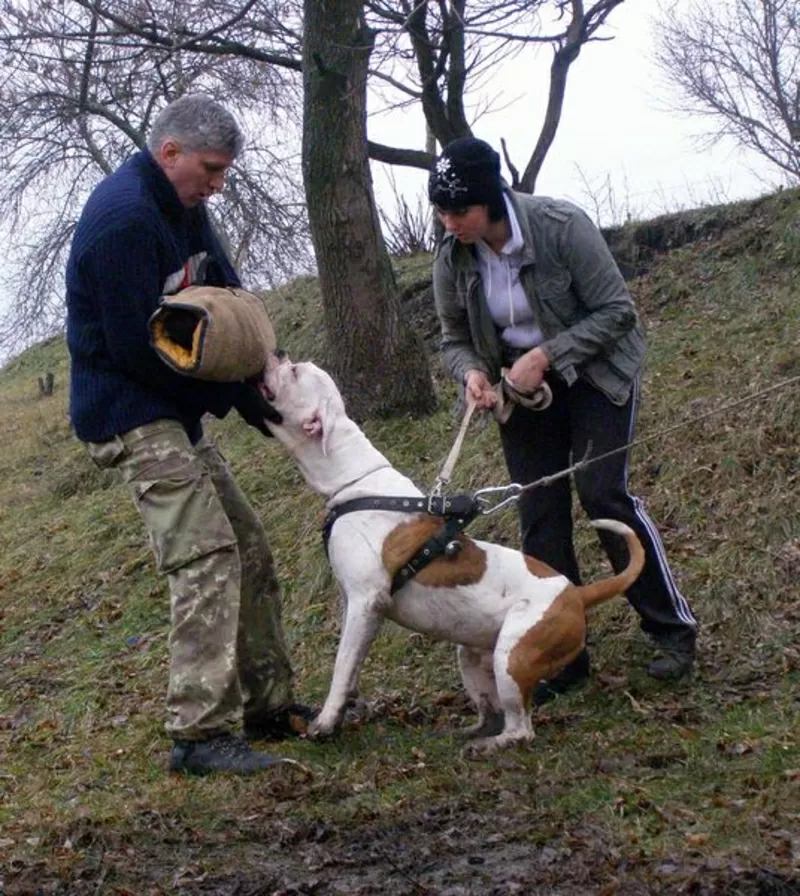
[506,347,550,393]
[233,382,282,437]
[464,370,498,410]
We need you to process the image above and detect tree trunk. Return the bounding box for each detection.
[520,43,582,194]
[302,0,436,420]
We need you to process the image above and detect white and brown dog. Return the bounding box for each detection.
[261,358,644,754]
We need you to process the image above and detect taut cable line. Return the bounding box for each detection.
[471,374,800,515]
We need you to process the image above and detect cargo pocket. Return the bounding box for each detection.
[132,473,238,574]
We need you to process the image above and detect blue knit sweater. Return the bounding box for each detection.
[66,149,246,443]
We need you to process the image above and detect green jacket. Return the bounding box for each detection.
[432,190,646,405]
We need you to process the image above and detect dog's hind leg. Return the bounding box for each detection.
[463,600,539,757]
[309,602,384,738]
[455,646,504,739]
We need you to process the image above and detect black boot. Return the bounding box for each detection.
[244,703,317,741]
[170,734,283,776]
[647,628,697,680]
[532,648,591,706]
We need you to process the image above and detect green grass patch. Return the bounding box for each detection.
[1,197,799,892]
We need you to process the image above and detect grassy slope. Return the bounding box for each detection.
[0,194,798,893]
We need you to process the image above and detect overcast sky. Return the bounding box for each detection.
[0,0,790,366]
[369,0,783,225]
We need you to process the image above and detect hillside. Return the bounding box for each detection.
[0,191,798,895]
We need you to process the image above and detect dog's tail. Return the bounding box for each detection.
[574,519,645,611]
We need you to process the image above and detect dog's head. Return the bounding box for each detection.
[259,354,345,457]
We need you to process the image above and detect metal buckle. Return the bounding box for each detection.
[427,491,442,514]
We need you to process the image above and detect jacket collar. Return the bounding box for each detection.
[502,187,536,265]
[133,148,190,222]
[440,184,536,270]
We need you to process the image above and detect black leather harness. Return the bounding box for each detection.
[321,494,482,594]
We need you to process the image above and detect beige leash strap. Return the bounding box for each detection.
[434,374,554,491]
[433,393,478,491]
[492,373,553,423]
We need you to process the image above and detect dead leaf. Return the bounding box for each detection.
[623,690,650,715]
[685,833,709,848]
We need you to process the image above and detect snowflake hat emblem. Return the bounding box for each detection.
[433,155,468,200]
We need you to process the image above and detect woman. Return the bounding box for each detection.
[429,137,697,700]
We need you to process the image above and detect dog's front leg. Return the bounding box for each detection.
[309,601,384,738]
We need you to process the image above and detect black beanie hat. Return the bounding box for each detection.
[428,137,503,211]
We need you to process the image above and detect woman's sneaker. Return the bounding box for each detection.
[532,648,591,706]
[647,629,697,680]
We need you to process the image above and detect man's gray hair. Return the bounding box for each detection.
[147,94,244,158]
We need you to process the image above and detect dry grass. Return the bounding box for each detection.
[0,192,798,894]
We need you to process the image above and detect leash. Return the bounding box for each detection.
[431,375,553,494]
[431,393,477,494]
[472,374,800,516]
[320,373,797,595]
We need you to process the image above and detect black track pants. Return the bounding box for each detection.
[498,375,697,639]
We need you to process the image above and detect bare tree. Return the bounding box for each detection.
[0,0,627,417]
[364,0,625,191]
[378,171,435,256]
[653,0,800,181]
[0,0,311,356]
[302,0,435,417]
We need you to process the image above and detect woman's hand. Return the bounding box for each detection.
[506,347,550,392]
[464,369,498,410]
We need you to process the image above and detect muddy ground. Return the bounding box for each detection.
[5,799,800,895]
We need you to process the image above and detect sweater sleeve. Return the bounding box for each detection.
[80,219,243,419]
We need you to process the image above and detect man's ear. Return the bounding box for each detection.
[158,138,182,170]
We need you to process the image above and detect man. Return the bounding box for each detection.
[429,137,698,700]
[66,94,311,775]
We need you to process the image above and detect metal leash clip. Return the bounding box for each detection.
[472,483,524,515]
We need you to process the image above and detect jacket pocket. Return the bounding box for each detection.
[533,270,578,328]
[605,329,646,380]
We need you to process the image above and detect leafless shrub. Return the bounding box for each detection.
[378,172,433,257]
[654,0,800,183]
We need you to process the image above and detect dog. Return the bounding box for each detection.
[261,357,644,754]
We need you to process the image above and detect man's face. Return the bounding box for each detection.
[435,204,490,244]
[158,139,234,208]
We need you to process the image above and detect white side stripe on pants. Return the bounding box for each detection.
[624,378,697,628]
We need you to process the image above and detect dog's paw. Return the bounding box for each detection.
[453,709,505,741]
[461,736,501,759]
[461,730,534,760]
[307,717,339,740]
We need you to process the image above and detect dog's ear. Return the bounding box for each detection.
[318,396,338,457]
[300,396,339,456]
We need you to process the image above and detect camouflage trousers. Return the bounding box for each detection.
[87,419,294,740]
